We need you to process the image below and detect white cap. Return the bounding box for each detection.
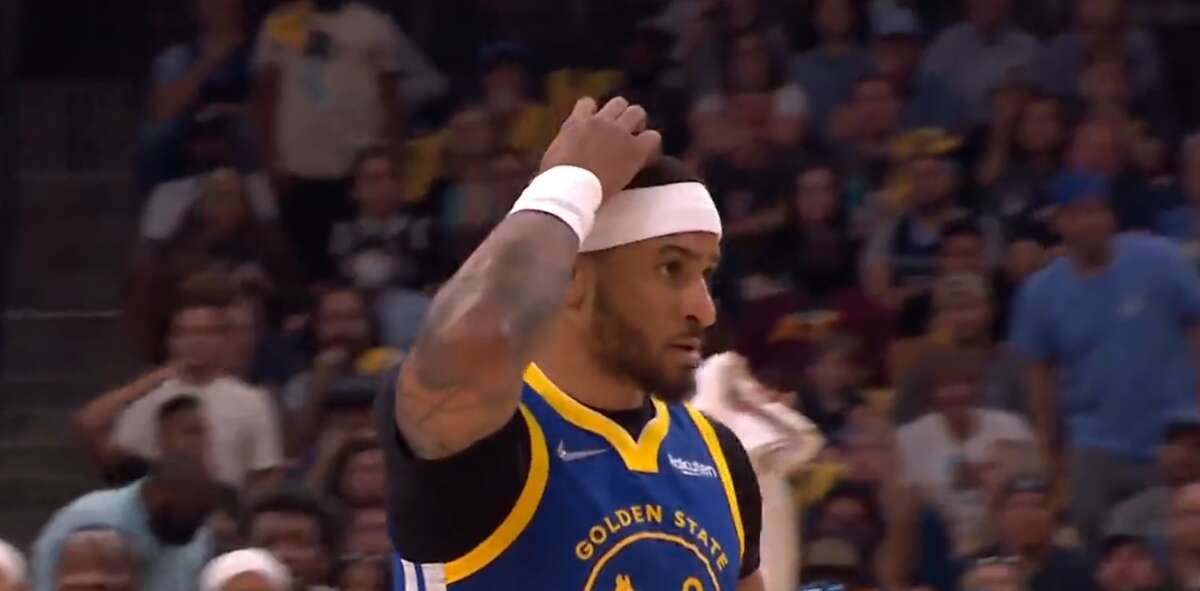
[199,549,291,591]
[0,539,26,587]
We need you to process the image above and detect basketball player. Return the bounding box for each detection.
[377,96,765,590]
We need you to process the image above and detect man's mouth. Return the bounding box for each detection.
[668,338,703,366]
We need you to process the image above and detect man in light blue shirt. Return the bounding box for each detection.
[1011,172,1200,544]
[31,455,215,591]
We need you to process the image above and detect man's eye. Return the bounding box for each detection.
[657,261,683,279]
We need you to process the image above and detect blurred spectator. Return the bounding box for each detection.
[766,162,860,302]
[1012,172,1200,544]
[794,333,868,442]
[0,539,27,591]
[253,0,407,280]
[243,487,340,591]
[439,146,532,267]
[1156,133,1200,257]
[893,219,988,336]
[108,280,283,491]
[959,556,1023,591]
[476,43,557,157]
[894,274,1031,423]
[806,482,887,579]
[282,286,398,457]
[1105,416,1200,548]
[305,437,387,556]
[199,548,291,591]
[969,475,1097,591]
[920,0,1040,127]
[330,145,439,292]
[130,169,303,359]
[45,528,136,591]
[896,348,1035,557]
[1037,0,1166,106]
[975,92,1066,235]
[790,0,872,140]
[860,141,1002,311]
[799,536,871,590]
[332,556,388,591]
[31,456,216,591]
[1079,52,1174,154]
[868,7,964,133]
[208,486,243,556]
[1095,534,1170,591]
[138,0,254,186]
[1169,482,1200,588]
[617,24,691,154]
[74,393,207,486]
[830,75,902,199]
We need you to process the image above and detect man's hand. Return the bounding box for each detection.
[540,97,662,198]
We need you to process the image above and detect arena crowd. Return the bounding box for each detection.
[7,0,1200,589]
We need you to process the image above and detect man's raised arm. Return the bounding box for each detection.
[394,97,661,459]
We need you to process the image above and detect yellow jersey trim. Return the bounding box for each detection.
[582,531,722,591]
[684,404,745,561]
[524,364,670,473]
[444,404,549,583]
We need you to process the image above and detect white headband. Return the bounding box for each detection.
[0,539,26,586]
[580,182,722,253]
[200,549,291,591]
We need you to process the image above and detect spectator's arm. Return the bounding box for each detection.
[861,219,921,309]
[878,480,923,588]
[72,367,175,475]
[243,386,285,497]
[391,28,448,106]
[283,357,342,458]
[1162,242,1200,407]
[1010,278,1061,469]
[151,38,244,122]
[31,506,83,591]
[253,65,281,176]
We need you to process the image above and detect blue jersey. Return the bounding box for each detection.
[391,364,745,591]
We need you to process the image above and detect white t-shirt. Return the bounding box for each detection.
[896,408,1034,556]
[140,172,278,240]
[112,376,283,488]
[253,4,401,178]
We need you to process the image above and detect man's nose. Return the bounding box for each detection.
[683,278,717,329]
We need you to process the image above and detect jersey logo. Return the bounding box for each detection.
[668,454,718,478]
[558,440,609,462]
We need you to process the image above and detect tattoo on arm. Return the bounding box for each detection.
[396,212,579,456]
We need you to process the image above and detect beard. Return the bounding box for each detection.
[150,511,202,546]
[590,286,697,402]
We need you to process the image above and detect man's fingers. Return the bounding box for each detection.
[597,96,630,120]
[633,129,663,163]
[565,97,598,127]
[616,105,648,133]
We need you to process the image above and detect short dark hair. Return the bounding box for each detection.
[175,271,235,317]
[941,218,983,243]
[626,156,702,190]
[157,395,200,424]
[243,487,344,552]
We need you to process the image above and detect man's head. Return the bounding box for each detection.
[479,43,529,113]
[814,0,859,42]
[1078,0,1124,31]
[934,274,993,345]
[968,0,1013,30]
[565,158,720,401]
[1017,95,1066,155]
[794,163,841,225]
[812,482,884,547]
[200,548,291,591]
[728,31,775,93]
[195,0,242,33]
[243,488,340,590]
[188,112,237,170]
[200,169,251,236]
[1051,172,1117,263]
[804,333,859,396]
[1069,121,1123,176]
[351,145,402,220]
[1096,535,1163,591]
[156,395,208,460]
[908,156,959,213]
[0,539,26,591]
[329,439,385,507]
[850,76,901,138]
[314,286,373,355]
[940,220,985,275]
[55,528,136,591]
[1160,417,1200,487]
[1181,133,1200,203]
[143,454,217,546]
[870,9,922,86]
[169,275,233,377]
[997,476,1056,552]
[961,556,1023,591]
[927,347,986,417]
[838,419,896,484]
[1081,55,1133,107]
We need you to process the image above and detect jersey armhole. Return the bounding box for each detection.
[683,404,746,562]
[439,403,549,584]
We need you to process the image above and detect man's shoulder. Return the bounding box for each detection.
[1117,233,1178,260]
[211,376,273,403]
[54,483,139,525]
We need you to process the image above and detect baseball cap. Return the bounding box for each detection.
[872,6,922,39]
[1051,172,1112,206]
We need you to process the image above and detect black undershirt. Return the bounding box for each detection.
[375,368,763,580]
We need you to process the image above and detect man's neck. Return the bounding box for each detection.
[179,368,219,386]
[534,331,644,411]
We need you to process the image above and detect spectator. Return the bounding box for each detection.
[616,24,690,154]
[31,455,215,591]
[139,0,254,186]
[252,0,406,280]
[439,147,532,268]
[1169,482,1200,589]
[794,333,868,442]
[894,274,1031,423]
[329,145,439,292]
[305,437,388,555]
[109,279,283,492]
[767,162,860,302]
[1106,416,1200,547]
[1095,534,1170,591]
[896,348,1035,556]
[243,488,340,591]
[959,556,1024,591]
[975,92,1067,235]
[332,556,388,591]
[800,537,871,590]
[1079,53,1173,152]
[893,219,989,336]
[199,548,291,591]
[790,0,872,140]
[48,528,137,591]
[1012,172,1200,544]
[74,392,207,486]
[282,286,398,457]
[830,75,902,201]
[920,0,1040,127]
[1037,0,1166,106]
[970,475,1097,591]
[868,7,964,133]
[0,539,27,591]
[807,482,887,578]
[476,43,556,158]
[208,485,243,556]
[860,139,1002,311]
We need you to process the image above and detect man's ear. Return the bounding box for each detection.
[565,256,595,311]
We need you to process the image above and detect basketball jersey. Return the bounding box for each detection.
[391,364,745,591]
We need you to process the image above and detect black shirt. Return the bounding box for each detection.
[375,369,764,579]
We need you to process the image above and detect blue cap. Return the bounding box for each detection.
[1051,172,1112,206]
